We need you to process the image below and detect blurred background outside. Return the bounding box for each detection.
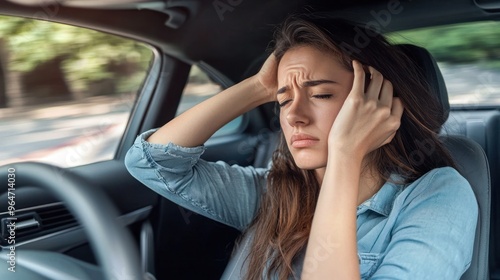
[0,15,224,168]
[0,15,153,167]
[388,21,500,105]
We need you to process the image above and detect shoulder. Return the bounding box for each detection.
[375,167,478,279]
[397,167,477,213]
[404,166,472,197]
[390,167,478,244]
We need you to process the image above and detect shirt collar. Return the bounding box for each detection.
[357,177,405,217]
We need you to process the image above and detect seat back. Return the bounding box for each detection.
[392,44,491,279]
[440,135,491,279]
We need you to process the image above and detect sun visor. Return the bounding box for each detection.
[5,0,198,29]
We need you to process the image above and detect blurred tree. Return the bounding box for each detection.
[388,21,500,68]
[0,15,153,100]
[20,55,73,105]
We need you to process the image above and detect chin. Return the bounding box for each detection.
[289,148,328,170]
[295,164,324,171]
[292,157,326,170]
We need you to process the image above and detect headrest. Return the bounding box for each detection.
[396,44,450,122]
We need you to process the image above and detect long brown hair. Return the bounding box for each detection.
[244,14,455,279]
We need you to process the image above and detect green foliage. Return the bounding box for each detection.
[387,21,500,69]
[0,15,153,95]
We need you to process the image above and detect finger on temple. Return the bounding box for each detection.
[379,79,393,107]
[391,97,405,118]
[350,60,366,97]
[366,66,384,100]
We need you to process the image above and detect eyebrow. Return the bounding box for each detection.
[276,79,337,94]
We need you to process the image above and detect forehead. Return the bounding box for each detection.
[277,45,347,78]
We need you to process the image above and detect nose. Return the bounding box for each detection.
[285,94,310,127]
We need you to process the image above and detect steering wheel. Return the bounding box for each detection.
[0,162,143,280]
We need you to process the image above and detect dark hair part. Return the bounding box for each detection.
[245,14,456,280]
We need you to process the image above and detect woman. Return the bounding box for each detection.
[125,15,478,279]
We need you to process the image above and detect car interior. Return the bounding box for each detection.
[0,0,498,279]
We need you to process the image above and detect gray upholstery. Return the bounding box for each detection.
[397,44,450,124]
[442,135,491,280]
[399,44,491,280]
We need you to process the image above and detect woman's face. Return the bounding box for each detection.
[278,45,354,170]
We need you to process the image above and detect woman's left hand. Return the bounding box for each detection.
[328,60,404,161]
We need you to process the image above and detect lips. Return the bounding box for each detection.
[290,133,319,148]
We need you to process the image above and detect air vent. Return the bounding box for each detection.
[1,203,78,246]
[37,204,78,231]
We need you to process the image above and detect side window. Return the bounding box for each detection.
[387,21,500,107]
[177,65,243,137]
[0,16,153,168]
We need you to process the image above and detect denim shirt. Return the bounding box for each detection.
[125,129,478,279]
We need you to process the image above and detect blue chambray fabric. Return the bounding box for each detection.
[125,129,478,280]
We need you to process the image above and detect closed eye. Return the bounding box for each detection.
[313,94,333,100]
[278,99,292,107]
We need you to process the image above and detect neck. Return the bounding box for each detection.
[315,159,383,206]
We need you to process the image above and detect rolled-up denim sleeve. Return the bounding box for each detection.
[124,129,268,231]
[370,167,478,279]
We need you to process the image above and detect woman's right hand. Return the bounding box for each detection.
[254,53,279,102]
[327,60,404,161]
